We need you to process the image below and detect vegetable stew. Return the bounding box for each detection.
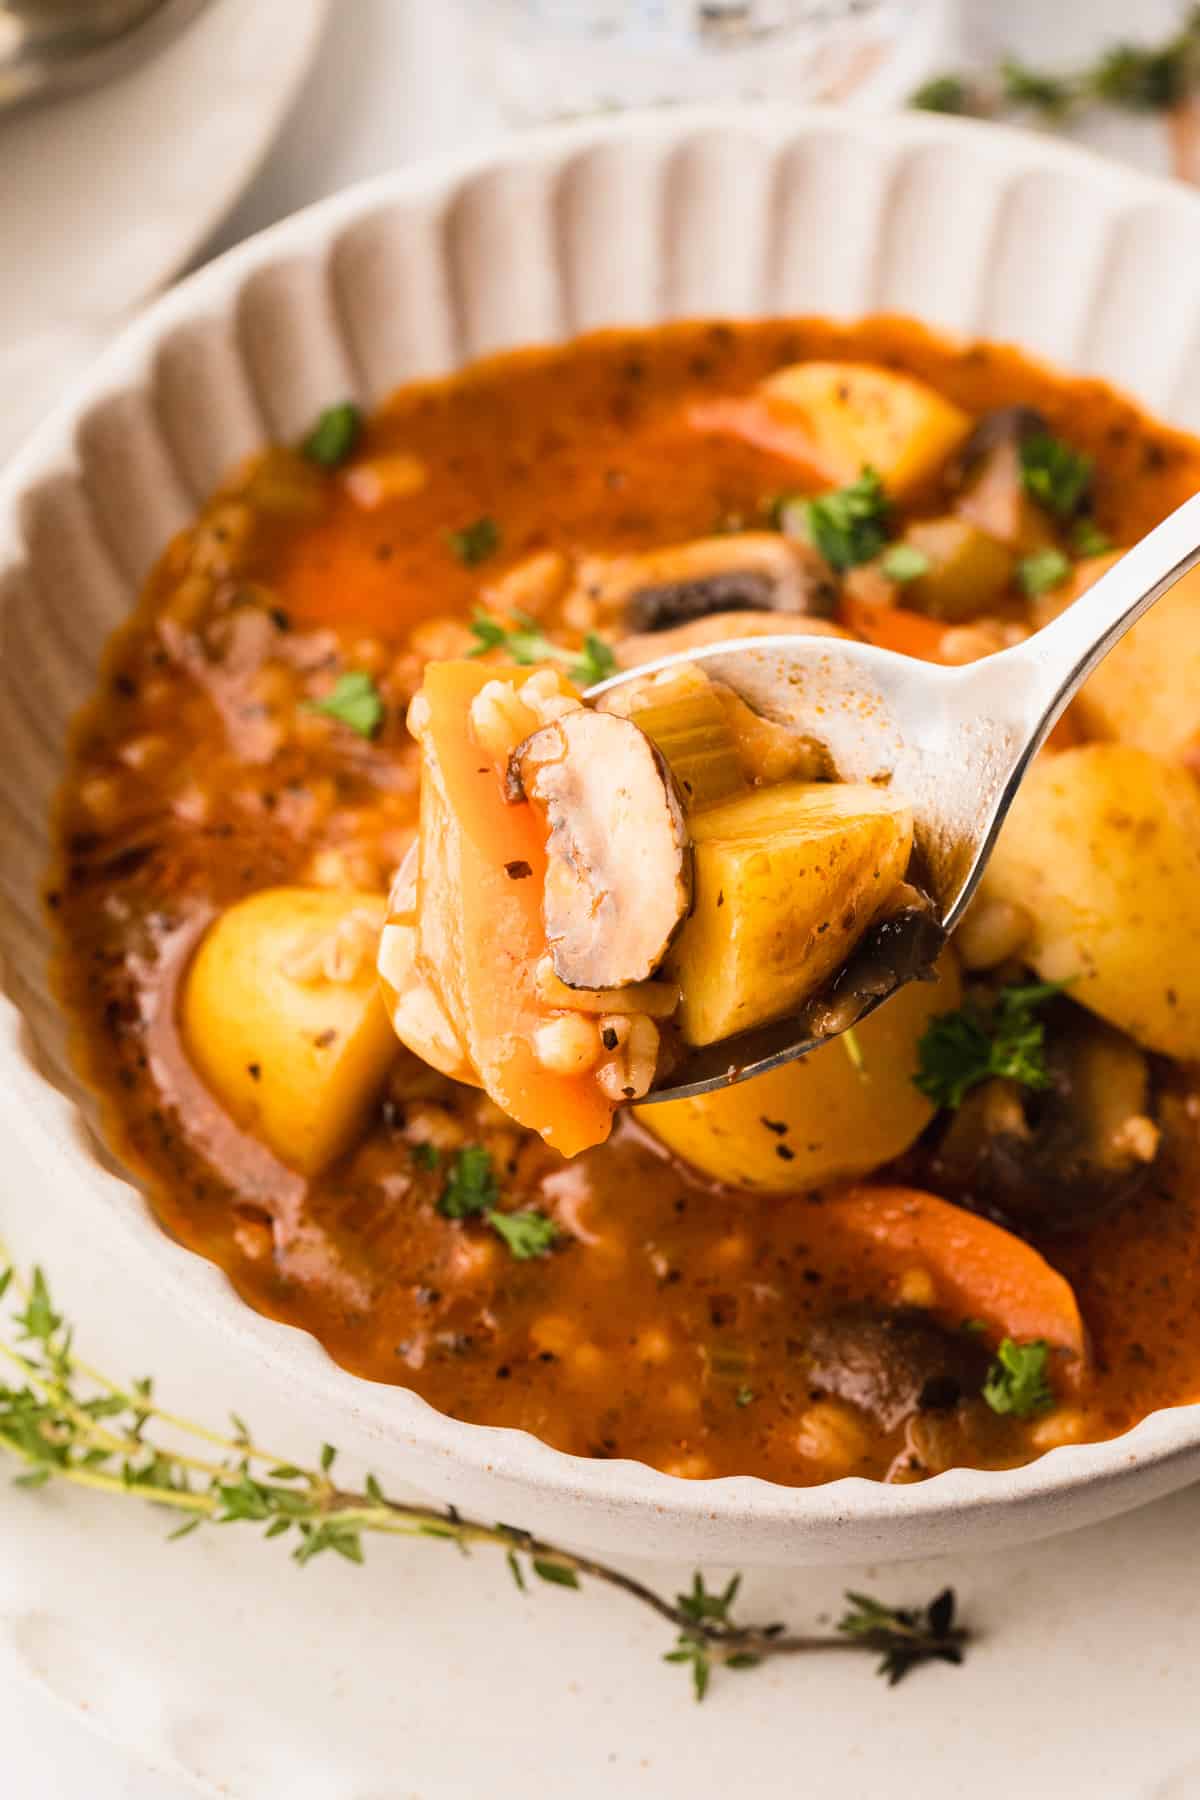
[49,317,1200,1485]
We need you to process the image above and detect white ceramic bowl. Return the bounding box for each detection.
[5,108,1200,1567]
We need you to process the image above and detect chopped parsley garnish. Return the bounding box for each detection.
[411,1142,441,1172]
[1019,433,1094,520]
[303,670,384,738]
[448,516,501,566]
[880,543,931,584]
[436,1146,559,1260]
[1072,518,1112,558]
[469,609,616,687]
[796,467,892,571]
[487,1209,560,1260]
[982,1338,1055,1417]
[1017,548,1071,599]
[301,402,362,469]
[914,980,1064,1111]
[437,1145,499,1219]
[735,1385,756,1408]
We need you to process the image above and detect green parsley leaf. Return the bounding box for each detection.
[412,1142,441,1172]
[1072,519,1112,558]
[1019,433,1094,520]
[910,73,975,115]
[914,980,1064,1110]
[448,517,501,566]
[301,402,362,469]
[304,670,385,738]
[1001,57,1078,120]
[570,632,618,687]
[1017,548,1071,599]
[487,1209,559,1261]
[469,609,616,688]
[880,543,931,584]
[800,467,892,571]
[437,1145,499,1220]
[982,1338,1055,1417]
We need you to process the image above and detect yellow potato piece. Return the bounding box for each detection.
[760,361,970,497]
[645,953,961,1190]
[979,744,1200,1058]
[664,781,913,1047]
[897,517,1013,621]
[1036,553,1200,760]
[182,887,397,1176]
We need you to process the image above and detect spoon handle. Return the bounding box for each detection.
[1002,489,1200,753]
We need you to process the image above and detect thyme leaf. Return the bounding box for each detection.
[0,1245,972,1700]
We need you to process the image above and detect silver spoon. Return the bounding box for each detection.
[0,0,211,114]
[590,489,1200,1102]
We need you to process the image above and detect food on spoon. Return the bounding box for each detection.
[644,951,960,1189]
[978,743,1200,1059]
[664,781,913,1047]
[505,708,691,990]
[182,887,397,1175]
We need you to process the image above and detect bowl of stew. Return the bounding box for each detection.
[6,108,1200,1565]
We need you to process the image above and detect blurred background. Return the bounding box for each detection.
[1,0,1197,465]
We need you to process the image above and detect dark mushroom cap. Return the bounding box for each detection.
[618,535,839,633]
[806,1305,991,1434]
[507,708,691,990]
[929,998,1159,1234]
[946,406,1050,489]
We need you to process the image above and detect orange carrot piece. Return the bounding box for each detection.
[839,595,951,662]
[420,661,614,1158]
[687,397,828,482]
[820,1185,1088,1383]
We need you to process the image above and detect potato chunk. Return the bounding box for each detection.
[646,954,960,1189]
[1036,554,1200,760]
[664,781,913,1046]
[978,744,1200,1058]
[182,887,397,1175]
[759,361,970,497]
[892,517,1013,620]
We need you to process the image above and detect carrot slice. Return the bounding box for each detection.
[818,1184,1088,1384]
[418,661,615,1158]
[687,397,828,481]
[839,595,952,663]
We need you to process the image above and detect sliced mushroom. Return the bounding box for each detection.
[929,998,1160,1233]
[806,1305,991,1433]
[803,885,946,1040]
[573,534,839,635]
[947,406,1058,553]
[506,708,691,990]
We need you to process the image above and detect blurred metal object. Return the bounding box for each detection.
[0,0,212,113]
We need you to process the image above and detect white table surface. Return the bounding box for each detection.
[5,1,1200,1795]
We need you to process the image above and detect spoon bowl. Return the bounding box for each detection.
[591,488,1200,1101]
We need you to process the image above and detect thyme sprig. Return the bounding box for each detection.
[0,1249,970,1699]
[912,9,1200,125]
